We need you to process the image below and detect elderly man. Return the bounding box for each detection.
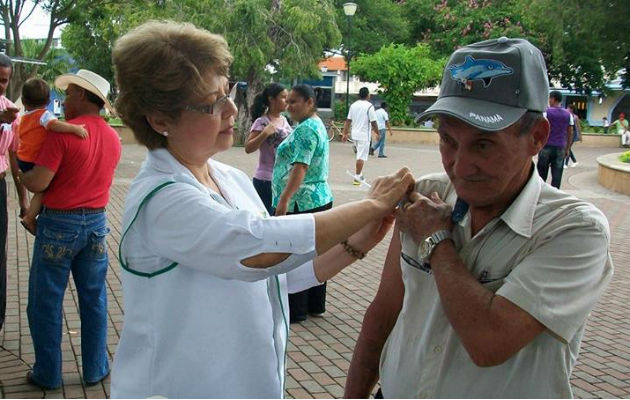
[0,54,29,332]
[345,37,613,398]
[20,70,121,390]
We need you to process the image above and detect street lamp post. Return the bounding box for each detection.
[343,2,357,115]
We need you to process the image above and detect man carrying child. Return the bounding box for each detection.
[20,69,121,390]
[17,78,88,234]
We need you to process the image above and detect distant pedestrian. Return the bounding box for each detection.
[536,91,573,189]
[372,102,393,158]
[602,116,609,134]
[53,99,61,116]
[564,105,581,168]
[611,113,629,147]
[342,87,378,185]
[245,83,291,215]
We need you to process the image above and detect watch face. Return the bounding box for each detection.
[419,239,432,260]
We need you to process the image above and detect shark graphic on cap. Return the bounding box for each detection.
[449,55,513,88]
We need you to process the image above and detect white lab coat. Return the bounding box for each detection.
[111,149,319,398]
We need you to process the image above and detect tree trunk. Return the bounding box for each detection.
[234,70,263,145]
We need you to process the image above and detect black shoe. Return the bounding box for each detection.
[369,148,375,156]
[290,314,307,324]
[26,371,60,391]
[85,370,110,387]
[378,155,388,158]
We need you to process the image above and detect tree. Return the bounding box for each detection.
[522,0,630,92]
[402,0,630,93]
[334,0,409,56]
[0,0,112,99]
[403,0,526,57]
[61,0,341,141]
[21,39,72,87]
[61,0,159,92]
[352,43,444,124]
[187,0,341,142]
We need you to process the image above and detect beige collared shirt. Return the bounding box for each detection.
[380,169,613,398]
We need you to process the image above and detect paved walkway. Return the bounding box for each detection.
[0,141,627,399]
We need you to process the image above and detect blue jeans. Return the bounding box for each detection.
[537,145,565,189]
[371,128,387,156]
[27,211,110,387]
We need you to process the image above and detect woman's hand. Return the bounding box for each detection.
[261,123,276,137]
[347,214,395,254]
[368,167,415,217]
[274,198,289,216]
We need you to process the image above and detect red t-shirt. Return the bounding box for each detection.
[35,115,121,209]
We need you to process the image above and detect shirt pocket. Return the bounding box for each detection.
[400,252,433,276]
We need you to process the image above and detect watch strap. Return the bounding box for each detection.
[430,229,453,246]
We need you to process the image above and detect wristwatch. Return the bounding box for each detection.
[417,229,453,263]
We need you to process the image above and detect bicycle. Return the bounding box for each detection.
[326,119,358,153]
[326,119,344,142]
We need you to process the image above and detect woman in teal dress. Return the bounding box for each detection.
[272,84,333,323]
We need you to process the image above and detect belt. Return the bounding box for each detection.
[42,207,106,215]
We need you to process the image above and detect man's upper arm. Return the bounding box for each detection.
[372,225,405,316]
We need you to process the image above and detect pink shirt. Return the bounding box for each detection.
[0,96,19,173]
[250,115,292,181]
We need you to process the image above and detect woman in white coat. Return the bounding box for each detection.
[110,21,414,398]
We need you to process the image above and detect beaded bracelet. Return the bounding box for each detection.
[341,240,367,260]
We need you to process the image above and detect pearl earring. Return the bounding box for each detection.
[161,131,169,137]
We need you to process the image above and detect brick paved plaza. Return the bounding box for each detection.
[0,141,627,398]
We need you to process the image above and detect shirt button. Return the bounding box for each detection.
[433,345,442,353]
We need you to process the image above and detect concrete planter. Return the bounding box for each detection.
[580,133,621,147]
[597,153,630,196]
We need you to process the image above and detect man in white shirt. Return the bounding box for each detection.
[342,87,378,185]
[372,102,393,158]
[345,37,613,399]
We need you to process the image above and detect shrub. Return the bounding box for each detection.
[619,151,630,163]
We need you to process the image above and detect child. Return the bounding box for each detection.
[18,78,88,235]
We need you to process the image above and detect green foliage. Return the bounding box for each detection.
[62,0,170,90]
[335,0,409,56]
[619,151,630,163]
[402,0,630,93]
[522,0,630,92]
[1,0,114,99]
[404,0,526,58]
[20,40,72,89]
[62,0,341,138]
[352,43,444,125]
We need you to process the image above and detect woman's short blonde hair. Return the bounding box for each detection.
[113,21,233,149]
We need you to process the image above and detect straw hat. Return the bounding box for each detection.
[55,69,114,114]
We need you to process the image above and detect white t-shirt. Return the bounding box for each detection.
[347,99,377,141]
[375,108,389,130]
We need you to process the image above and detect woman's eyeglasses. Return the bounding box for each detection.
[184,84,238,116]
